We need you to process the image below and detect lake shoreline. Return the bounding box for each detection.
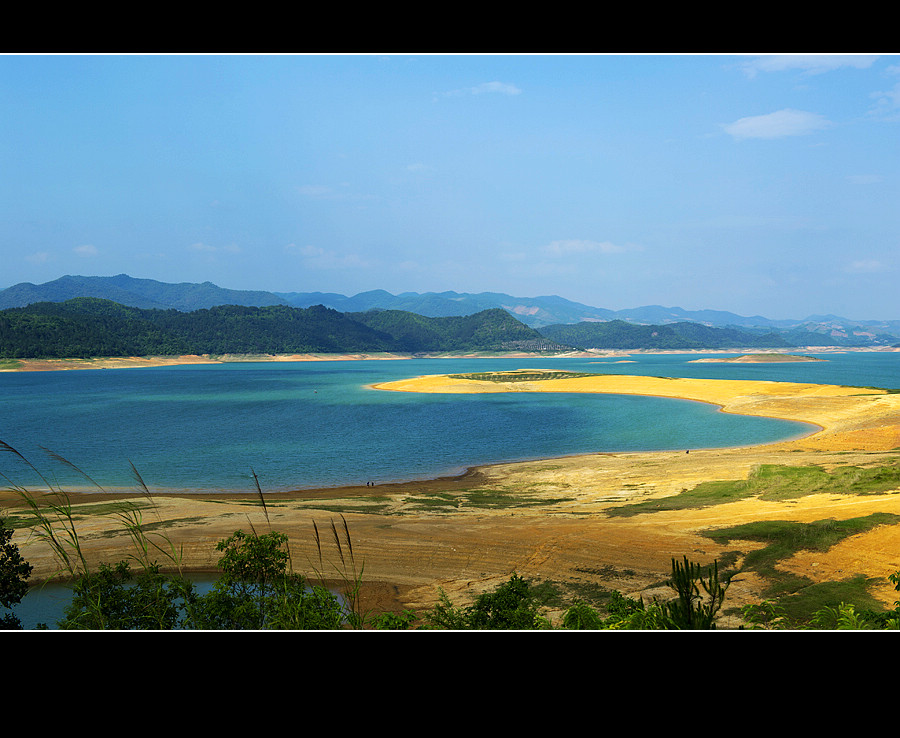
[3,345,899,373]
[3,371,893,505]
[0,351,596,372]
[6,371,895,506]
[7,361,900,622]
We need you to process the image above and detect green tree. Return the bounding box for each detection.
[0,517,33,630]
[58,560,193,630]
[598,590,671,630]
[55,531,348,630]
[185,530,344,630]
[425,574,551,630]
[560,600,604,630]
[740,600,792,630]
[369,609,420,630]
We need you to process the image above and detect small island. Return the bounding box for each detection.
[688,354,826,364]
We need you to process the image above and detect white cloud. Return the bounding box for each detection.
[471,81,521,96]
[284,243,322,257]
[847,174,883,185]
[869,81,900,120]
[724,109,831,140]
[189,242,241,256]
[296,183,370,202]
[498,250,529,262]
[26,251,51,264]
[442,81,522,98]
[284,243,374,269]
[393,260,421,272]
[542,239,628,256]
[297,185,334,197]
[846,259,885,274]
[74,244,98,257]
[738,55,878,78]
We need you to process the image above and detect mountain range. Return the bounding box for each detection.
[2,274,898,346]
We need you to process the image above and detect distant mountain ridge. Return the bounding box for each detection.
[534,319,896,350]
[0,274,287,313]
[2,274,898,344]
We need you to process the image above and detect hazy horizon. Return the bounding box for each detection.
[2,53,897,321]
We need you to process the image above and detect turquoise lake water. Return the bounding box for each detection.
[2,352,898,494]
[4,350,899,628]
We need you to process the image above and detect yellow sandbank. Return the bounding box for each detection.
[373,372,900,452]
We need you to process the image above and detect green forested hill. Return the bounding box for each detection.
[3,276,898,345]
[0,299,558,358]
[347,308,561,352]
[537,318,894,349]
[4,298,873,360]
[537,319,792,350]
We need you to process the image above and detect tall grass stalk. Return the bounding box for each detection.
[115,461,186,574]
[1,440,91,579]
[311,515,367,628]
[251,468,269,526]
[243,467,294,572]
[1,440,185,580]
[3,442,367,629]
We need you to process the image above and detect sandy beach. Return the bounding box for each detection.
[0,350,600,372]
[0,353,413,372]
[5,366,900,625]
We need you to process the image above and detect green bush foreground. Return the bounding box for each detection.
[4,511,899,630]
[3,439,900,631]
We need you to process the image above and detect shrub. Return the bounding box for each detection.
[0,517,33,629]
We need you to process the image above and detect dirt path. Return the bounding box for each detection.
[5,372,900,624]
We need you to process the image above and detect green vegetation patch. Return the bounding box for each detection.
[776,574,888,624]
[292,501,394,515]
[94,516,210,539]
[704,512,900,593]
[606,459,900,517]
[399,486,575,513]
[402,493,462,512]
[6,501,153,529]
[758,460,900,499]
[457,488,574,511]
[607,479,752,517]
[449,370,601,382]
[707,514,900,624]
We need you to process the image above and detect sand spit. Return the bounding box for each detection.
[688,354,826,364]
[6,369,900,624]
[372,372,900,452]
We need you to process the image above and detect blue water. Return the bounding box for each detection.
[5,350,899,628]
[12,575,219,630]
[1,352,897,495]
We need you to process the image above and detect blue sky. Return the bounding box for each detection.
[1,53,898,320]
